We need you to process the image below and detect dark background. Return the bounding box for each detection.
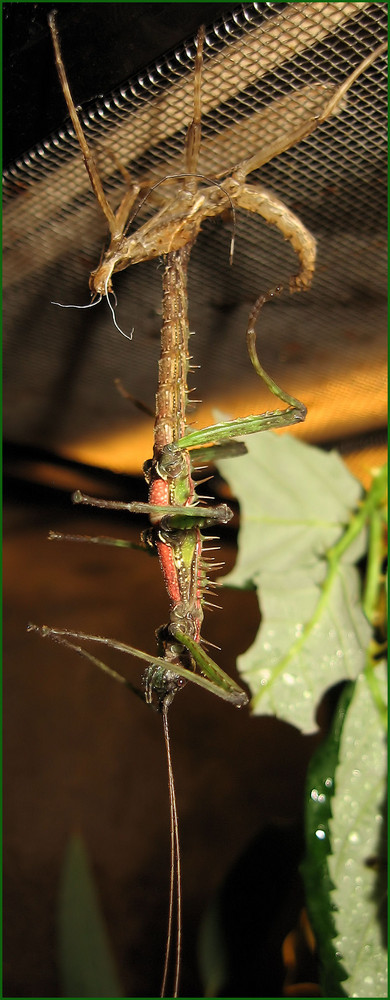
[3,3,386,996]
[4,2,237,166]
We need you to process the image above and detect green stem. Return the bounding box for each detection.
[364,656,388,731]
[326,463,387,566]
[253,463,387,707]
[362,506,385,625]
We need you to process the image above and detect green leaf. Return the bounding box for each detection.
[58,833,124,998]
[302,667,387,997]
[217,431,365,585]
[216,432,371,734]
[216,433,386,996]
[301,682,354,997]
[328,663,387,998]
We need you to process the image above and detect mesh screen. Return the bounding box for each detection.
[3,1,387,480]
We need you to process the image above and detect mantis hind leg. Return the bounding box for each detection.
[184,26,205,187]
[245,285,306,418]
[178,285,306,453]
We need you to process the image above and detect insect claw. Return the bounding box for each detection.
[27,622,40,634]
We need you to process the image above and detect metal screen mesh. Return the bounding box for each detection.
[3,1,387,479]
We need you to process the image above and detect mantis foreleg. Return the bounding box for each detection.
[28,624,248,708]
[72,490,233,529]
[48,529,154,552]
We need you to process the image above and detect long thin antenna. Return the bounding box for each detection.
[48,11,119,237]
[161,704,181,998]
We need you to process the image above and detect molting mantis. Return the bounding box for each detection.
[29,13,386,996]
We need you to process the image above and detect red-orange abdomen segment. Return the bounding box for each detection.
[156,538,182,605]
[148,476,169,525]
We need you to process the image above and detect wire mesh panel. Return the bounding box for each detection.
[3,1,387,478]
